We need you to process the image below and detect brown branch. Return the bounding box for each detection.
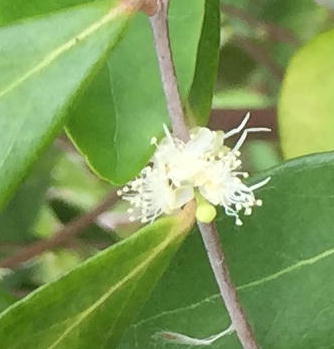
[121,0,158,15]
[150,0,190,142]
[140,0,160,15]
[0,191,118,269]
[223,4,300,46]
[198,222,259,349]
[150,2,260,348]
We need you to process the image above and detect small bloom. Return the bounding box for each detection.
[119,113,270,225]
[118,165,193,223]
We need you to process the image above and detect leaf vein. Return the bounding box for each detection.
[133,245,334,327]
[0,4,125,100]
[47,228,179,349]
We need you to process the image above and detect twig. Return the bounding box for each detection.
[0,191,118,269]
[223,4,300,46]
[150,0,190,142]
[198,222,259,349]
[150,2,260,348]
[140,0,160,15]
[122,0,158,15]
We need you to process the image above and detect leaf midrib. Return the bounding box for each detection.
[46,225,180,349]
[0,1,129,186]
[0,2,126,100]
[133,245,334,328]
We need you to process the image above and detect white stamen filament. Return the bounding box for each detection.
[233,127,271,153]
[223,112,251,139]
[250,176,271,191]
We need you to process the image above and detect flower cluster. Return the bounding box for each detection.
[118,113,270,225]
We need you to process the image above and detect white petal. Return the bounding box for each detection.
[173,186,194,208]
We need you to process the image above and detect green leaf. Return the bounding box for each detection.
[279,29,334,159]
[260,0,325,41]
[0,288,16,313]
[67,0,220,184]
[0,0,129,208]
[213,89,273,109]
[0,147,58,242]
[0,210,194,348]
[243,140,281,172]
[119,152,334,349]
[188,0,220,125]
[0,0,92,25]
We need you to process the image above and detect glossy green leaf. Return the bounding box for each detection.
[0,0,129,208]
[188,0,220,125]
[120,152,334,349]
[0,147,58,242]
[279,29,334,159]
[0,211,193,348]
[0,0,92,25]
[67,0,220,184]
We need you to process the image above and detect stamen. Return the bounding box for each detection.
[233,127,271,152]
[245,207,252,215]
[223,112,250,139]
[236,218,243,226]
[250,176,271,191]
[235,203,242,211]
[163,123,174,144]
[150,136,158,145]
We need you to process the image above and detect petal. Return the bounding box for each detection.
[173,186,194,208]
[187,127,215,155]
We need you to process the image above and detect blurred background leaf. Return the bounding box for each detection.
[316,0,334,10]
[279,29,334,158]
[0,147,59,243]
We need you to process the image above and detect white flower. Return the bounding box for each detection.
[153,126,227,187]
[118,165,193,223]
[119,113,271,225]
